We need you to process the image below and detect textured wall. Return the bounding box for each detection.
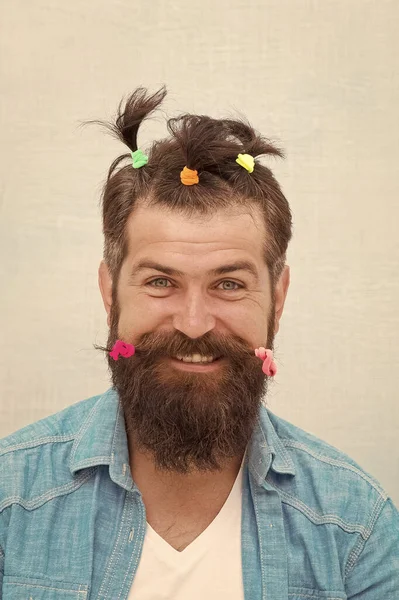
[1,1,398,505]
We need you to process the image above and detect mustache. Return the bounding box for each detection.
[96,330,259,362]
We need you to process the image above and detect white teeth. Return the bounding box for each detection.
[175,353,215,363]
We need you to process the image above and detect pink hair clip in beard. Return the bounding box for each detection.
[109,340,135,361]
[254,347,277,377]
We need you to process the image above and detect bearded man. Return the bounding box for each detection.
[0,87,398,599]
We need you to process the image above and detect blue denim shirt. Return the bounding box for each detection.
[0,387,398,599]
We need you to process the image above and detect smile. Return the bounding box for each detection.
[169,357,225,371]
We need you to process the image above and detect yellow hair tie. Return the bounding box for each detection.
[180,166,199,186]
[236,153,255,173]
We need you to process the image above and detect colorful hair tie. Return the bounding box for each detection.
[180,166,199,186]
[131,149,148,169]
[109,340,135,361]
[236,153,255,173]
[254,347,277,377]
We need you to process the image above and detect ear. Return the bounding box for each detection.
[98,260,113,328]
[273,265,290,335]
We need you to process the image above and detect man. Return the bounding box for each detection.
[0,87,398,599]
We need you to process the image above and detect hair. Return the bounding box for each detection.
[92,86,293,294]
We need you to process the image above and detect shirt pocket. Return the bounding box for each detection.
[2,576,89,600]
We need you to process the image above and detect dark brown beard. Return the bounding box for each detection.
[103,303,276,474]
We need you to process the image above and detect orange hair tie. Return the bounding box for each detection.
[180,166,199,186]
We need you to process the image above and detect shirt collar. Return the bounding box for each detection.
[70,388,296,488]
[248,402,296,485]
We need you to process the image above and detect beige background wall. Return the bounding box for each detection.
[1,1,398,505]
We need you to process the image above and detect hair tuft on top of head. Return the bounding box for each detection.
[166,114,241,172]
[84,86,167,180]
[221,117,285,161]
[112,86,167,152]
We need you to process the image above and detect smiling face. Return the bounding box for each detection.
[99,201,290,473]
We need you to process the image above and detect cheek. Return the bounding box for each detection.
[232,306,267,341]
[116,290,164,336]
[117,304,148,336]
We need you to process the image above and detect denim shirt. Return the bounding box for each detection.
[0,387,398,599]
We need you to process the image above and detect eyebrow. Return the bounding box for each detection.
[129,259,259,282]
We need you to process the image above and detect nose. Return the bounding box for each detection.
[172,290,216,339]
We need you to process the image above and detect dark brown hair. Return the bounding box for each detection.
[94,86,293,292]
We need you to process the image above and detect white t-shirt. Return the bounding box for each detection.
[128,454,246,599]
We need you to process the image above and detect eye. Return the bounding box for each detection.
[147,277,172,288]
[218,280,243,291]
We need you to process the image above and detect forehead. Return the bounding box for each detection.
[124,203,266,262]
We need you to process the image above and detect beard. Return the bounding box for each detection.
[103,301,276,475]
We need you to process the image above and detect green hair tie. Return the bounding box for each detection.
[131,149,148,169]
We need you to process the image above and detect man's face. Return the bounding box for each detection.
[99,202,289,474]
